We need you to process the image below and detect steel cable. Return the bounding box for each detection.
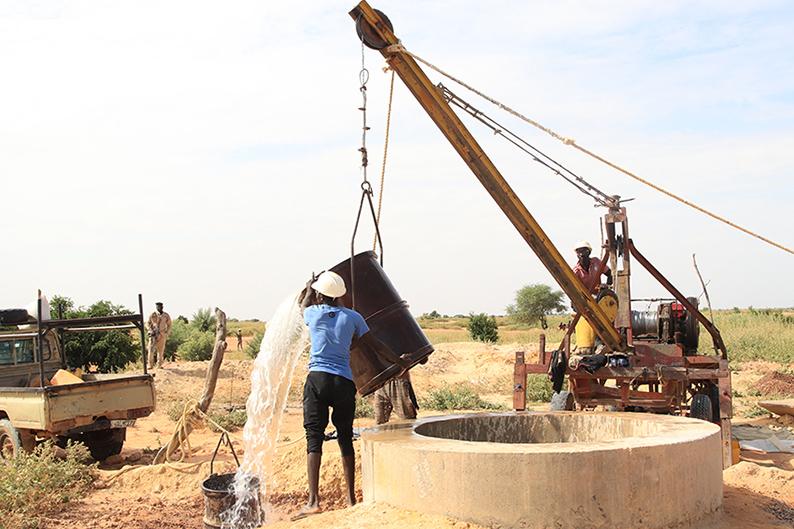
[383,43,793,256]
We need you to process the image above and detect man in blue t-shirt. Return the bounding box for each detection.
[295,270,408,519]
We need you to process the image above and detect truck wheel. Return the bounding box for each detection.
[708,382,721,423]
[77,428,126,461]
[0,419,24,459]
[690,394,713,422]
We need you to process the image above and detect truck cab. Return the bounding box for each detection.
[0,300,156,460]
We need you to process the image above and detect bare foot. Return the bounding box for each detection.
[291,504,321,521]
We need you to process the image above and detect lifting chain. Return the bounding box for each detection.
[350,39,384,309]
[358,41,370,182]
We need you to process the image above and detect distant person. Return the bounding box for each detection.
[573,241,612,290]
[572,242,613,355]
[374,371,419,424]
[295,271,408,519]
[236,329,243,351]
[147,302,172,368]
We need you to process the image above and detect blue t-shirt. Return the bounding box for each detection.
[304,304,369,382]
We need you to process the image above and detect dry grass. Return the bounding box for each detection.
[224,319,266,337]
[420,309,794,364]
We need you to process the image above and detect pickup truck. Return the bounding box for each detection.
[0,300,156,460]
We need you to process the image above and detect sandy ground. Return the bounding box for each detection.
[38,343,794,529]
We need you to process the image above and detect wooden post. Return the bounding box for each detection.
[513,351,526,411]
[153,307,227,464]
[199,308,228,412]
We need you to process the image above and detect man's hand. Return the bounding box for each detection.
[299,275,316,307]
[398,353,412,369]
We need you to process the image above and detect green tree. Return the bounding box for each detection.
[190,308,216,332]
[506,284,566,329]
[466,313,499,343]
[245,331,264,359]
[51,297,140,372]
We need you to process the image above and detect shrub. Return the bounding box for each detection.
[743,405,768,418]
[208,409,248,432]
[355,395,374,418]
[165,319,191,361]
[166,401,186,422]
[245,331,264,359]
[506,284,566,329]
[525,374,553,402]
[420,385,505,411]
[466,313,499,343]
[50,295,139,372]
[178,330,215,361]
[0,441,95,529]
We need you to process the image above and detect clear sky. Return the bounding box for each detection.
[2,0,792,320]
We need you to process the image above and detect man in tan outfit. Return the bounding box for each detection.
[147,302,172,368]
[374,371,418,424]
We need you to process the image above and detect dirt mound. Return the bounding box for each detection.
[724,461,794,504]
[756,371,794,397]
[267,439,362,513]
[96,461,237,501]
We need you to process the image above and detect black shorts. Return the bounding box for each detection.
[303,371,357,455]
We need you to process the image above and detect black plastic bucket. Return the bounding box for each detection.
[201,473,260,529]
[200,432,260,529]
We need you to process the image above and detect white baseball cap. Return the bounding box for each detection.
[312,271,347,298]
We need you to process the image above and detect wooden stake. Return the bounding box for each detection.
[153,308,227,465]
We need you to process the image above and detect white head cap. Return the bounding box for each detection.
[575,241,592,252]
[312,271,347,299]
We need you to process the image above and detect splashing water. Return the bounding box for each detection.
[221,293,309,529]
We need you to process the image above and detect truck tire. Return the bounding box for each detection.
[0,419,25,459]
[690,394,713,422]
[708,382,721,423]
[66,428,126,461]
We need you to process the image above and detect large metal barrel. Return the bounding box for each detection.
[329,251,433,396]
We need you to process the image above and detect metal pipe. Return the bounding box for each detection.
[58,302,66,369]
[37,290,45,387]
[138,294,147,375]
[63,324,138,332]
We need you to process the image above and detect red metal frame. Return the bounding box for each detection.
[513,205,733,468]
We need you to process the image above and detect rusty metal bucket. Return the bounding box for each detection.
[201,433,261,529]
[329,251,434,396]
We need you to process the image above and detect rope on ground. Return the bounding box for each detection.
[374,67,395,252]
[384,43,793,256]
[155,400,239,467]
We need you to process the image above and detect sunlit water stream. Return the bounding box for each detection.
[221,293,308,528]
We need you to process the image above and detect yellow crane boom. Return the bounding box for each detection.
[349,1,626,352]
